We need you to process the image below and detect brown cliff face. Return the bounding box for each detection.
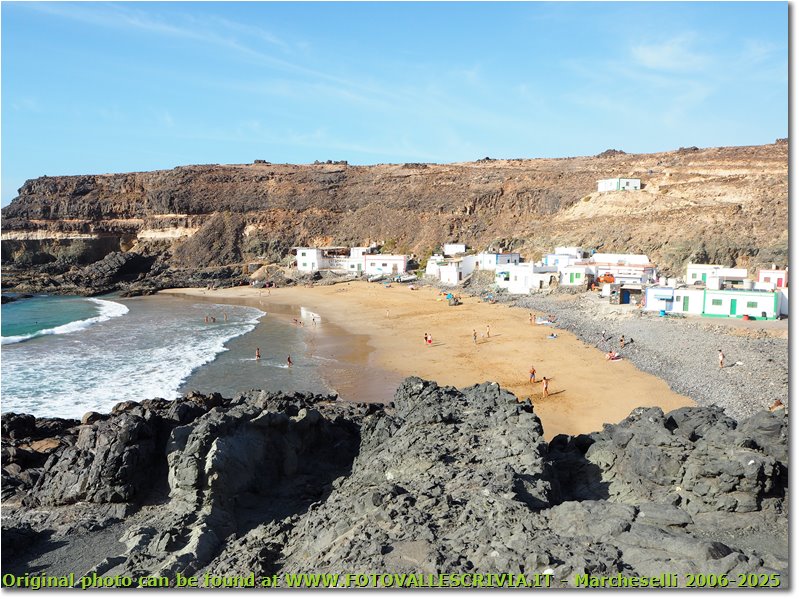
[1,142,788,277]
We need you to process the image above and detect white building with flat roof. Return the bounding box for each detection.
[476,252,521,271]
[575,253,657,285]
[686,264,748,288]
[757,267,788,289]
[442,243,467,257]
[495,263,558,294]
[597,178,641,192]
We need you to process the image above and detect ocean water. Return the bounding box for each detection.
[0,297,330,418]
[1,294,399,419]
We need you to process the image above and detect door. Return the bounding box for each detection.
[569,272,575,284]
[682,296,689,312]
[729,299,737,316]
[357,264,362,272]
[701,273,707,283]
[777,278,784,287]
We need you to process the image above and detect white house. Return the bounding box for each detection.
[757,267,788,289]
[543,246,583,269]
[437,255,478,285]
[295,247,325,272]
[495,263,558,294]
[425,254,446,278]
[644,286,779,319]
[597,178,641,192]
[443,243,467,257]
[363,254,408,276]
[577,253,657,285]
[670,288,706,315]
[476,252,521,271]
[560,265,591,286]
[686,264,748,288]
[703,289,778,319]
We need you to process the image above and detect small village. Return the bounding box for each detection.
[290,177,788,322]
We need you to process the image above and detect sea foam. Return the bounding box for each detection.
[1,298,129,345]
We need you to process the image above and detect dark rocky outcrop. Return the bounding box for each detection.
[1,379,789,586]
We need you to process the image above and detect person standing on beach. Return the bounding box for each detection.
[424,333,429,345]
[223,312,228,322]
[529,313,534,325]
[427,333,433,346]
[473,329,478,345]
[486,324,491,338]
[287,355,293,367]
[718,349,725,369]
[529,365,536,383]
[541,377,549,398]
[255,347,261,360]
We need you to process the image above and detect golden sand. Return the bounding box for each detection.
[161,282,694,441]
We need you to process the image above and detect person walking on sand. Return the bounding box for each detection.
[486,324,491,338]
[529,365,537,383]
[529,313,534,325]
[473,329,478,345]
[255,347,261,360]
[718,349,725,369]
[541,377,549,398]
[287,355,293,367]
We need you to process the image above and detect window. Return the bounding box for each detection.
[692,273,698,279]
[675,295,681,301]
[382,263,388,268]
[301,263,307,268]
[300,252,306,257]
[764,277,771,283]
[711,299,722,306]
[576,273,582,278]
[747,301,757,308]
[370,262,376,267]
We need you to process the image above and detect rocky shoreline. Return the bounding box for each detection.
[1,378,788,588]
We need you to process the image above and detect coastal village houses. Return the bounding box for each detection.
[572,253,658,286]
[644,263,788,319]
[294,245,409,275]
[415,241,789,320]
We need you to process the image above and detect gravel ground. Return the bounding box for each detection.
[423,276,788,421]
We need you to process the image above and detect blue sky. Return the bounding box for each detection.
[1,1,788,205]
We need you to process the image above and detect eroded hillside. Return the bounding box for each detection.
[1,142,788,288]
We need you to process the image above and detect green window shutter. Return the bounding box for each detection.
[746,301,757,308]
[712,299,722,306]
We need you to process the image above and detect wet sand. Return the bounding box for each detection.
[161,283,694,441]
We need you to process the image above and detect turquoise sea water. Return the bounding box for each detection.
[1,294,399,419]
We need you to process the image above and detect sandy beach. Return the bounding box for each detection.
[161,282,694,440]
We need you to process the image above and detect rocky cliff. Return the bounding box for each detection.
[1,142,788,294]
[1,379,789,586]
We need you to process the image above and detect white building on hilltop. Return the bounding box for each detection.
[597,178,641,192]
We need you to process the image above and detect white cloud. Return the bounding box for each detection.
[630,34,710,71]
